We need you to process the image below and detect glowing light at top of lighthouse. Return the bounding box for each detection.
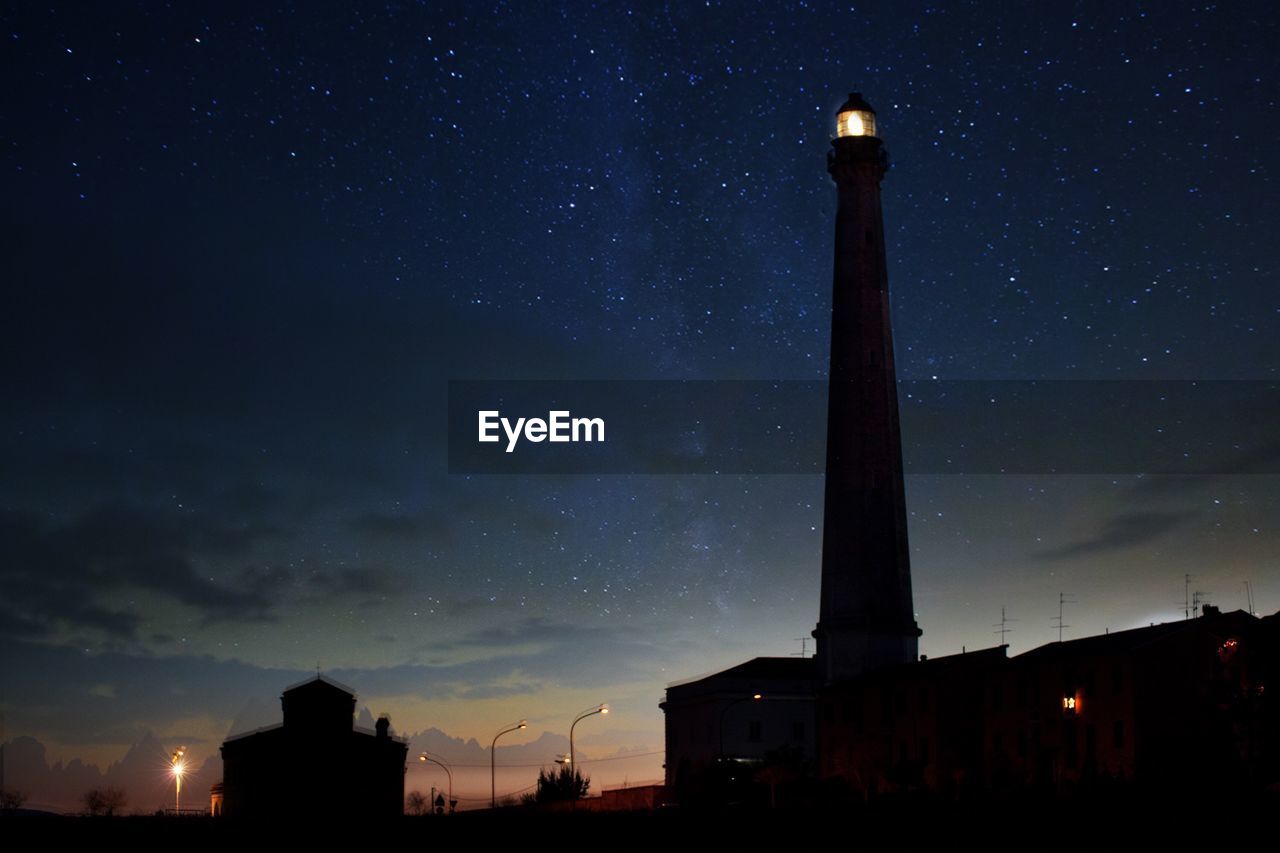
[835,92,878,138]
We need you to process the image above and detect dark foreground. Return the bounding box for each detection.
[2,794,1274,847]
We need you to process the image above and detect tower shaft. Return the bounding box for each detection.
[813,130,920,684]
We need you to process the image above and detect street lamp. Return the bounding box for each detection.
[568,704,608,797]
[718,693,763,760]
[418,752,454,813]
[490,720,527,808]
[169,746,186,812]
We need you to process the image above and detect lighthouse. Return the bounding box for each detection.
[660,92,919,788]
[812,93,921,684]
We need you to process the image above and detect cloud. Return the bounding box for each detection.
[1034,510,1197,561]
[0,505,417,642]
[458,681,546,700]
[0,507,279,641]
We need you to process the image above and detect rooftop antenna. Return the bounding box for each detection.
[1244,580,1255,616]
[1053,592,1076,643]
[1192,589,1211,615]
[792,637,811,658]
[1184,573,1193,620]
[993,606,1018,646]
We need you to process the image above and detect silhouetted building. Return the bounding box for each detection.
[216,676,407,819]
[209,782,224,816]
[661,90,1280,803]
[820,606,1278,797]
[661,658,817,798]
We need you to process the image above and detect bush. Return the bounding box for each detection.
[0,788,29,811]
[405,790,429,816]
[83,785,127,816]
[533,765,590,803]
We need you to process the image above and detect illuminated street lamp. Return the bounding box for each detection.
[835,92,878,139]
[418,752,454,813]
[490,720,527,809]
[568,704,609,797]
[170,746,186,812]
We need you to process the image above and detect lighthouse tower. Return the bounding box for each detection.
[812,93,921,684]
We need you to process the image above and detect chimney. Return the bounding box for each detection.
[376,716,390,739]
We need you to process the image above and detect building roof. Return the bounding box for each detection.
[222,723,286,746]
[282,673,357,698]
[821,644,1008,692]
[1015,608,1260,663]
[665,656,817,690]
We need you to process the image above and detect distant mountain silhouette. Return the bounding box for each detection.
[402,726,578,765]
[3,734,218,814]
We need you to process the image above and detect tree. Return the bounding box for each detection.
[405,790,429,816]
[0,788,29,811]
[533,765,590,803]
[83,785,127,816]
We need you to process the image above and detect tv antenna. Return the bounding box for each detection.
[993,606,1018,646]
[1052,592,1076,643]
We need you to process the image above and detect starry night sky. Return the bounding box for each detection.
[2,1,1278,805]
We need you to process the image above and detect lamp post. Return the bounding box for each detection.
[490,720,527,808]
[169,746,186,812]
[418,752,454,813]
[568,704,608,797]
[718,693,762,761]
